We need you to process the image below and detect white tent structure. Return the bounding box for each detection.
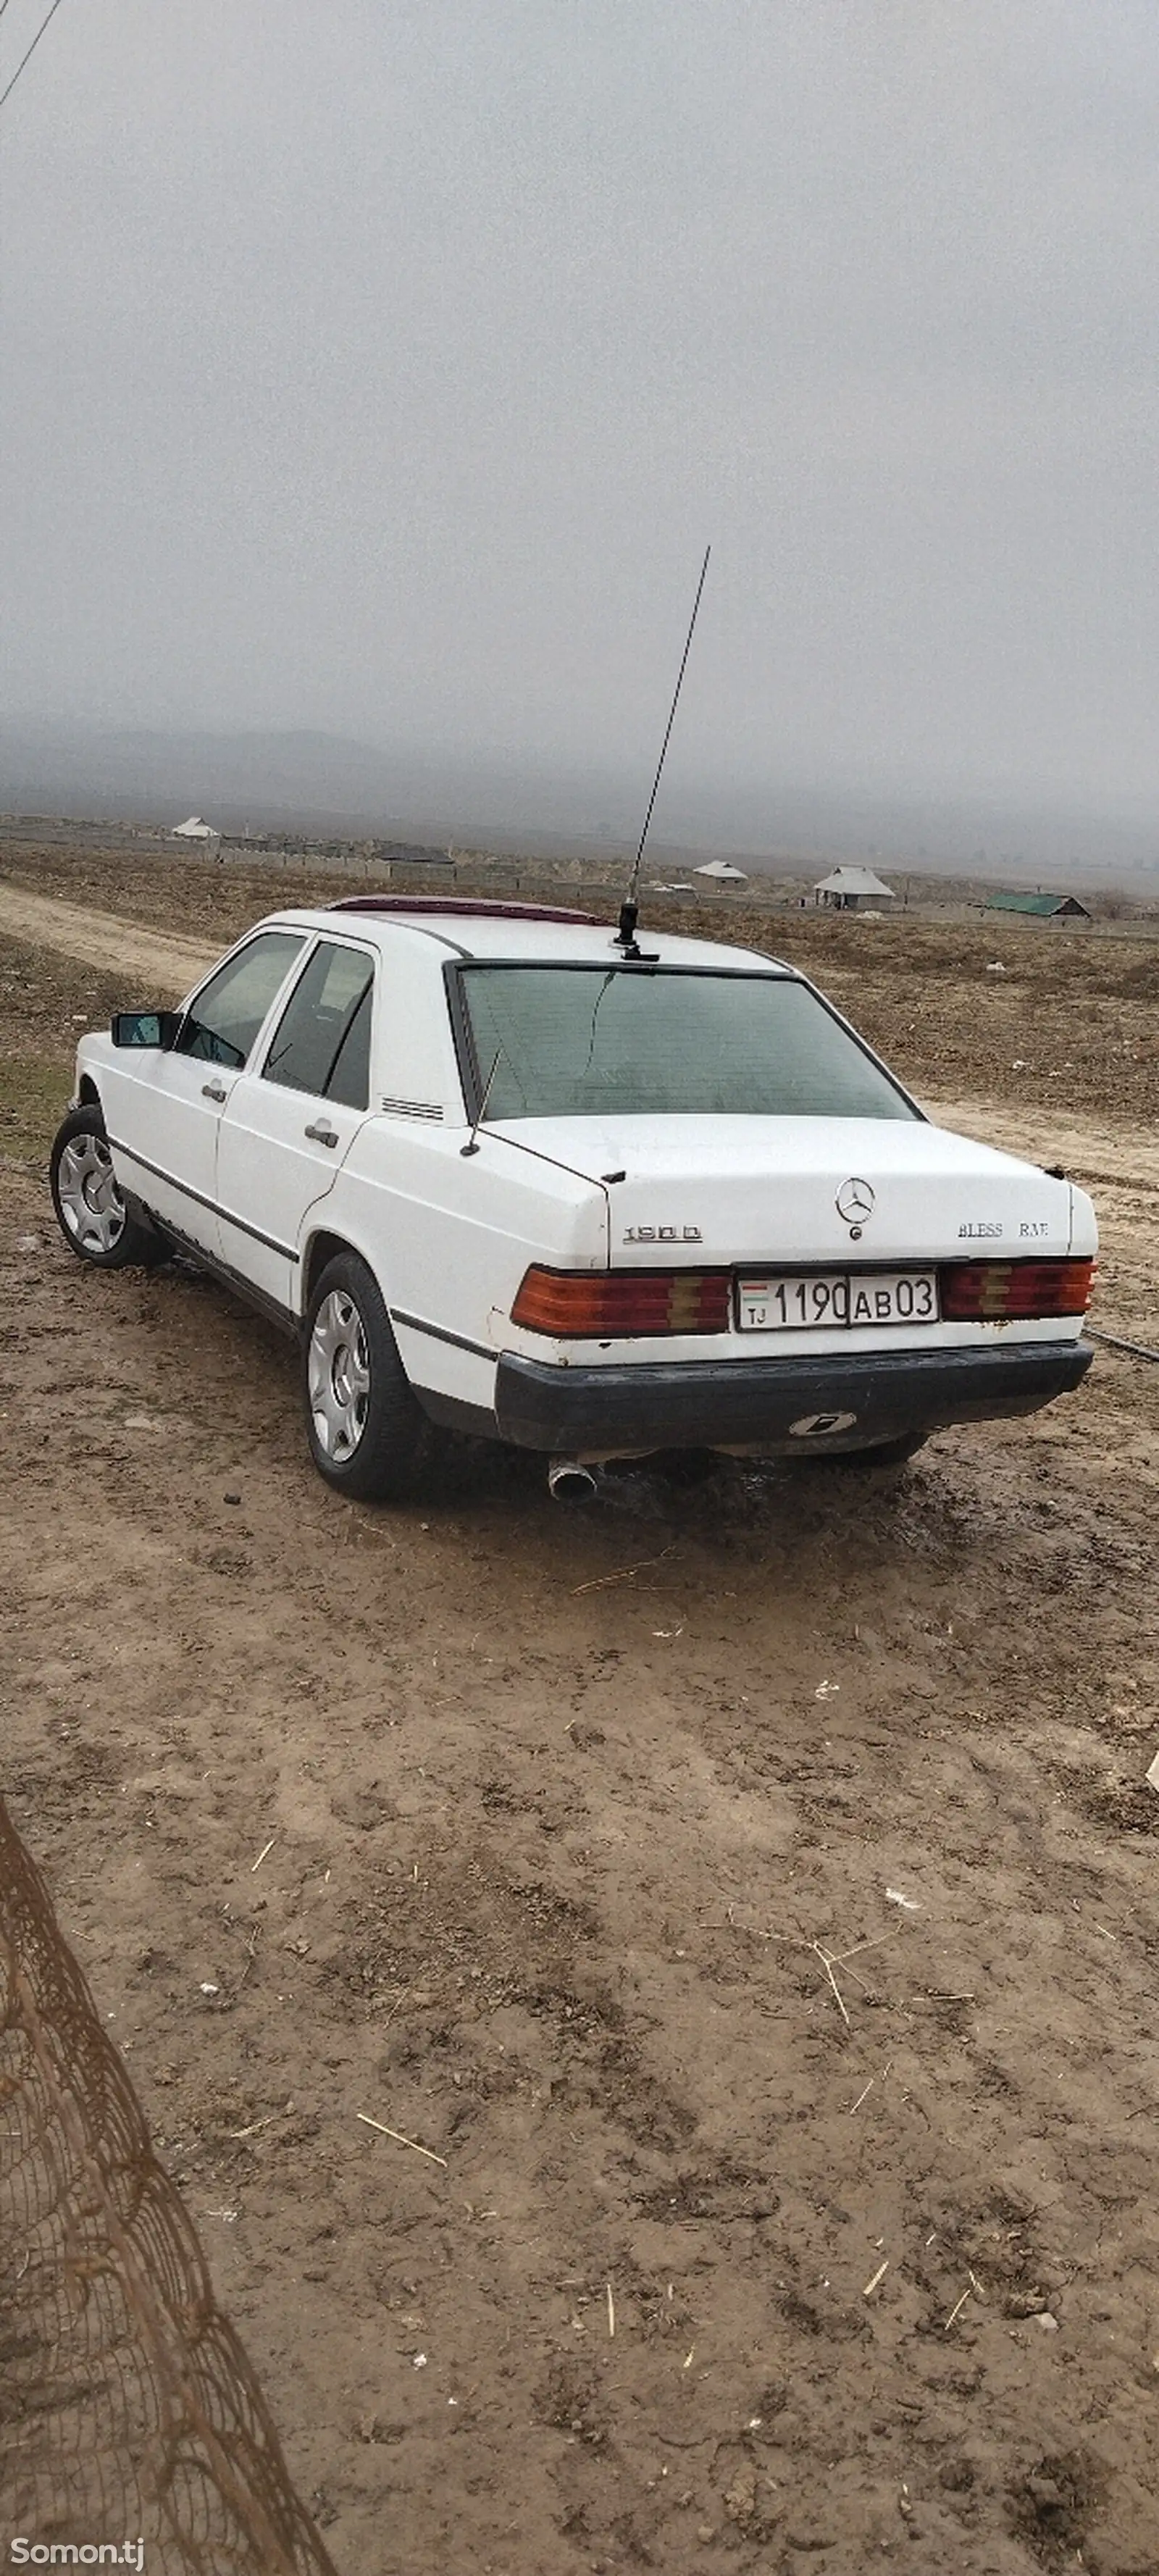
[693,859,748,885]
[813,864,895,911]
[171,814,220,841]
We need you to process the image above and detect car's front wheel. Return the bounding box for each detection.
[303,1252,432,1502]
[50,1105,164,1269]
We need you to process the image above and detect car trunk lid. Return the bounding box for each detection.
[488,1114,1074,1263]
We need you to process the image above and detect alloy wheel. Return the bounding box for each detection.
[308,1289,372,1461]
[55,1133,127,1256]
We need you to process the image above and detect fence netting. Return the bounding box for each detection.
[0,1797,339,2572]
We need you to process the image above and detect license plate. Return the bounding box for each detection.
[737,1269,940,1331]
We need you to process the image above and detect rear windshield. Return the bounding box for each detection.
[459,966,918,1121]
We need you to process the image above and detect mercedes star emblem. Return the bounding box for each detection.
[836,1176,876,1236]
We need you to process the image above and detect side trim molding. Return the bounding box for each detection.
[107,1135,300,1266]
[130,1210,298,1338]
[391,1309,494,1363]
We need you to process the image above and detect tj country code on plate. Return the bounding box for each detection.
[737,1271,939,1331]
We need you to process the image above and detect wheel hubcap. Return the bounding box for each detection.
[57,1134,127,1255]
[309,1289,371,1461]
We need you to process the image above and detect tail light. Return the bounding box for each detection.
[940,1258,1094,1321]
[511,1266,731,1337]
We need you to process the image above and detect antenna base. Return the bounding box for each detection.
[614,898,643,958]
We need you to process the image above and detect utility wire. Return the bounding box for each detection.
[0,0,67,118]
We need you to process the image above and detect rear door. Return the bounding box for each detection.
[103,930,307,1257]
[215,938,377,1313]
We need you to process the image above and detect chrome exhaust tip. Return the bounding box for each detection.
[547,1457,598,1502]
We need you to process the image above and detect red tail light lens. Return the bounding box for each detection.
[511,1266,732,1337]
[940,1258,1094,1321]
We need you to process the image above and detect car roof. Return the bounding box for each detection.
[257,899,792,975]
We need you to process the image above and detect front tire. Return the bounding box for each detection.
[50,1105,164,1269]
[303,1253,432,1502]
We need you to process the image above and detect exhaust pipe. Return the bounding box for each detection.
[547,1457,598,1502]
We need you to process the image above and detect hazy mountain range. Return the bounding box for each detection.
[1,721,1156,891]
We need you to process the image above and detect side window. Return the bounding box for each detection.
[261,942,375,1111]
[175,932,306,1068]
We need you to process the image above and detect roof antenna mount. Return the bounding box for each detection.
[614,543,711,958]
[460,1047,503,1155]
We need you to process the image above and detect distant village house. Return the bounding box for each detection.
[813,865,895,912]
[984,891,1092,924]
[171,814,219,841]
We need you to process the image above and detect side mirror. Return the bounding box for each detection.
[111,1010,181,1050]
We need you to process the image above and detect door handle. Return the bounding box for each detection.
[304,1120,338,1147]
[201,1079,228,1103]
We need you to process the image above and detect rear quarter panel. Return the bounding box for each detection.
[304,1127,610,1413]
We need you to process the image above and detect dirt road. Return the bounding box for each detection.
[3,863,1159,2574]
[0,882,214,992]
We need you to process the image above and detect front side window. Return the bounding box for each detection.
[175,932,306,1069]
[262,941,375,1110]
[458,966,919,1122]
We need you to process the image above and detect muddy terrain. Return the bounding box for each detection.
[2,842,1158,2574]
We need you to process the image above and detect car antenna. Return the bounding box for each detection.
[614,542,711,959]
[460,1047,503,1155]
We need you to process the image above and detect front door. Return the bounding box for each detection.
[215,938,377,1313]
[104,929,307,1258]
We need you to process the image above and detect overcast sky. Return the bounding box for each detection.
[2,0,1158,824]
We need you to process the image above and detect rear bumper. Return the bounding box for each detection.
[493,1337,1094,1456]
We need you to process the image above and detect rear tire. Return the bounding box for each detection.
[303,1252,432,1502]
[50,1105,165,1269]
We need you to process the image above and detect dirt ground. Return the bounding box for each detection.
[3,842,1159,2575]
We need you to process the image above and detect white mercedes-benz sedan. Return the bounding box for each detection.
[50,897,1097,1500]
